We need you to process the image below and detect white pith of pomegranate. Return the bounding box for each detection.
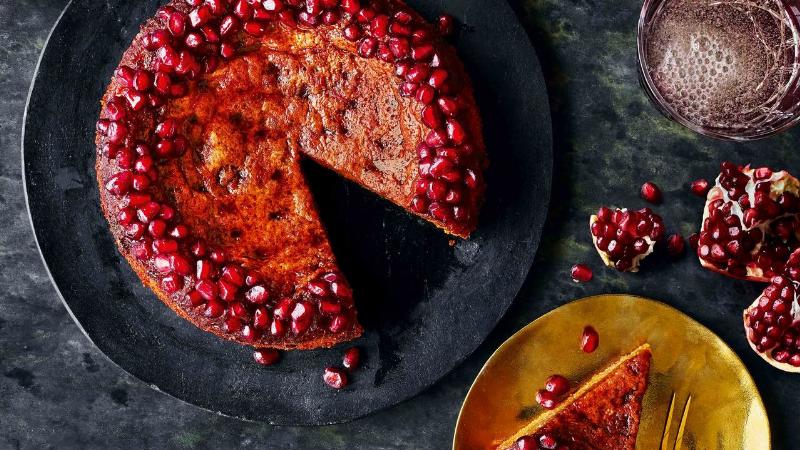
[744,250,800,372]
[698,162,800,282]
[589,207,664,272]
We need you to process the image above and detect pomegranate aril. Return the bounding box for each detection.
[690,179,709,197]
[343,24,361,41]
[666,234,685,257]
[539,434,557,450]
[357,37,378,57]
[290,301,314,334]
[580,326,599,353]
[263,0,284,12]
[640,181,662,204]
[204,299,225,318]
[168,11,187,36]
[185,290,205,307]
[513,437,537,450]
[105,171,132,196]
[253,306,270,329]
[544,374,569,396]
[340,0,359,14]
[535,389,558,409]
[342,347,361,370]
[195,279,218,301]
[162,274,184,293]
[253,349,281,365]
[323,367,348,389]
[245,285,269,304]
[270,317,288,336]
[221,265,245,286]
[570,264,592,283]
[438,14,455,35]
[224,316,242,333]
[217,279,238,302]
[241,324,260,342]
[329,313,350,333]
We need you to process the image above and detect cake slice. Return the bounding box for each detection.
[497,344,652,450]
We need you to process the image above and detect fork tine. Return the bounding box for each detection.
[673,395,692,450]
[660,392,677,450]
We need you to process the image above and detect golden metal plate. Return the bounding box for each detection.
[453,294,770,450]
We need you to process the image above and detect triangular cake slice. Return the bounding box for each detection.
[497,344,652,450]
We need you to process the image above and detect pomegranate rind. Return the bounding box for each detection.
[699,165,800,282]
[589,212,656,273]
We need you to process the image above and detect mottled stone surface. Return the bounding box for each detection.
[1,0,798,448]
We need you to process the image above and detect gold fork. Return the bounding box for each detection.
[660,393,692,450]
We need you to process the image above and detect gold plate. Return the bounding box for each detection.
[453,295,770,450]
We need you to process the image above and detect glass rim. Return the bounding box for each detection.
[636,0,800,141]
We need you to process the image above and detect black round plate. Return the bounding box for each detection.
[23,0,552,425]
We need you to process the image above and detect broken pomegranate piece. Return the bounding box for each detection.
[589,207,664,272]
[698,162,800,282]
[744,249,800,372]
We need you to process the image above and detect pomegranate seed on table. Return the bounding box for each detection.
[690,178,709,197]
[323,367,348,389]
[342,347,361,370]
[666,234,685,257]
[640,181,663,204]
[253,349,281,366]
[570,264,592,282]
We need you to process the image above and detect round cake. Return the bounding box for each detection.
[95,0,486,351]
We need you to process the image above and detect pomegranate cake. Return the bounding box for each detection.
[95,0,486,351]
[497,344,652,450]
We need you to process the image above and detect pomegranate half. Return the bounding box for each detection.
[744,249,800,372]
[698,162,800,282]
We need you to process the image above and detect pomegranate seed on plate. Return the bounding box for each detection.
[580,326,599,353]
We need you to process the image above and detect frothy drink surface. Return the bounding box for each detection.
[645,0,799,130]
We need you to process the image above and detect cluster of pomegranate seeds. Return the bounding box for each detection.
[322,346,362,389]
[569,264,592,283]
[742,248,800,372]
[697,161,800,282]
[589,207,664,272]
[580,326,599,353]
[535,373,570,410]
[98,0,472,358]
[639,181,662,204]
